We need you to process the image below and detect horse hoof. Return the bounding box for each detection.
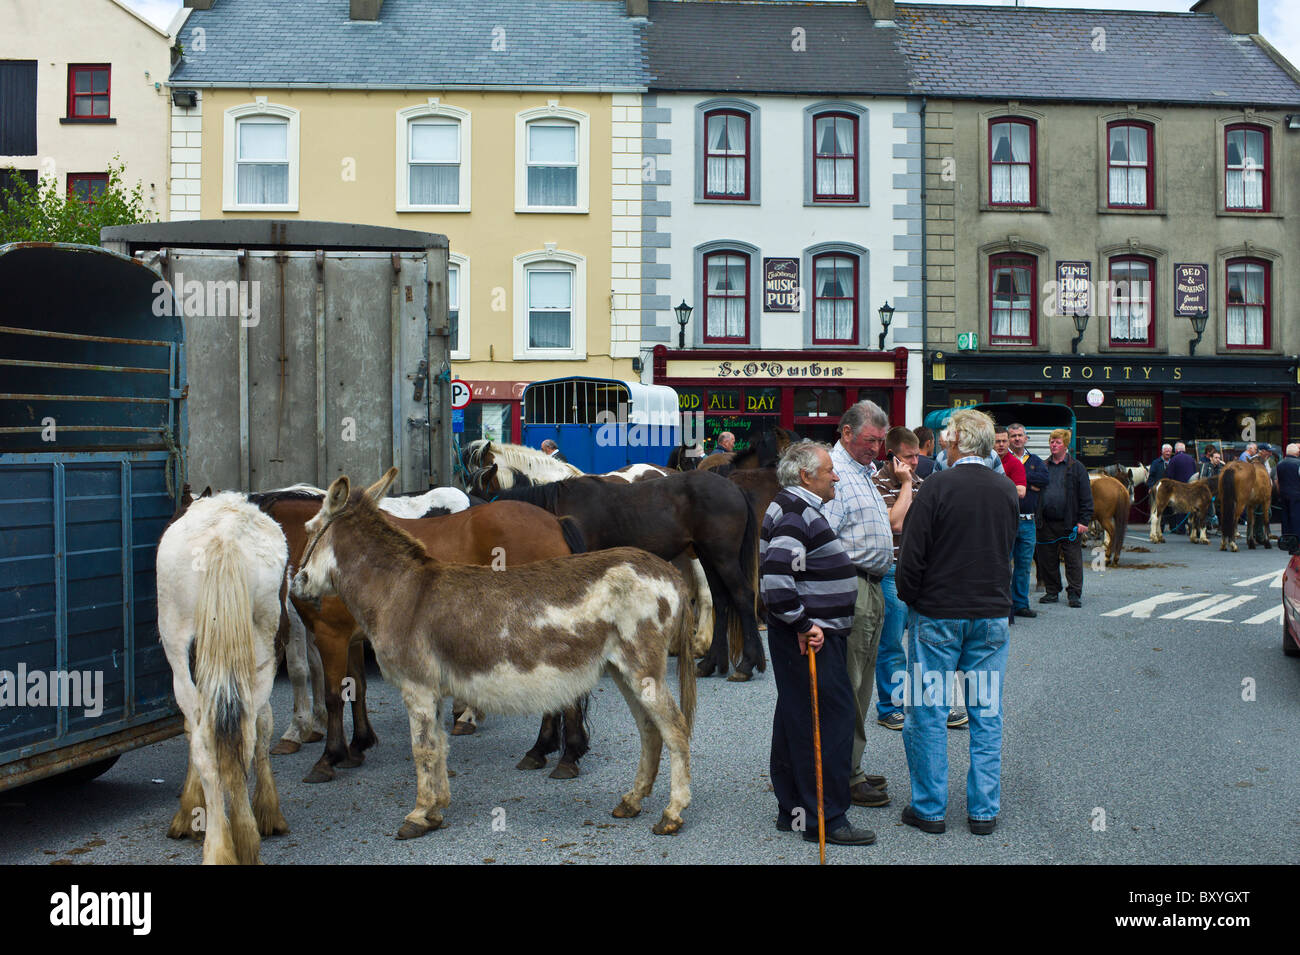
[451,721,476,736]
[652,814,683,835]
[269,739,301,755]
[302,764,336,784]
[258,813,290,837]
[396,820,432,840]
[694,661,716,678]
[304,731,325,743]
[727,670,753,683]
[549,763,580,780]
[352,732,379,752]
[515,754,547,771]
[166,815,194,840]
[611,799,642,819]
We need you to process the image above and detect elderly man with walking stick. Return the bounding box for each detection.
[760,442,874,847]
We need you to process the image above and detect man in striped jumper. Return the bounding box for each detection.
[761,442,875,847]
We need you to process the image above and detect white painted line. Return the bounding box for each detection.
[1241,605,1283,626]
[1159,595,1236,620]
[1232,570,1284,589]
[1102,592,1207,619]
[1182,595,1256,622]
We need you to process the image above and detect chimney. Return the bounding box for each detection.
[859,0,895,22]
[183,0,215,9]
[626,0,649,17]
[350,0,384,21]
[1191,0,1258,35]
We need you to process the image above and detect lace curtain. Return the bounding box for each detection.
[527,270,572,349]
[527,123,578,206]
[236,119,288,204]
[1108,125,1148,206]
[814,116,854,197]
[410,121,459,205]
[991,263,1031,338]
[706,114,747,196]
[990,122,1031,203]
[706,255,747,338]
[814,256,854,340]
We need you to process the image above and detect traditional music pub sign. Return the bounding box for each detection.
[763,258,800,312]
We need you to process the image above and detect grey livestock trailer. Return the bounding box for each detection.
[0,242,187,790]
[102,220,454,494]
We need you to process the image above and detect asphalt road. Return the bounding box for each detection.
[3,532,1297,866]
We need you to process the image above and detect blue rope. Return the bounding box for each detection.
[1037,527,1080,545]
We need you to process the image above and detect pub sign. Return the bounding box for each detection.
[763,258,800,312]
[1174,264,1209,317]
[1056,261,1091,316]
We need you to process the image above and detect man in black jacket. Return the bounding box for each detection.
[1035,429,1094,608]
[896,409,1018,835]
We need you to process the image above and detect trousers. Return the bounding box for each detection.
[1011,519,1036,610]
[1036,520,1083,600]
[875,569,907,719]
[846,577,885,785]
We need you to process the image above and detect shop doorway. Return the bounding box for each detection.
[1115,424,1159,522]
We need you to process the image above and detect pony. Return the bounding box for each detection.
[1088,475,1130,565]
[463,439,583,482]
[470,465,764,681]
[1147,478,1213,545]
[292,469,697,838]
[1218,460,1273,552]
[156,492,290,864]
[250,491,589,782]
[697,426,795,474]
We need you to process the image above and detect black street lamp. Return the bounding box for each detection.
[1188,312,1209,356]
[674,300,693,349]
[1070,312,1090,355]
[877,301,895,350]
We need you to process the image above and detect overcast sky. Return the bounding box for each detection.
[124,0,1300,79]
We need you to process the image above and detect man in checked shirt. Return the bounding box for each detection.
[821,400,895,808]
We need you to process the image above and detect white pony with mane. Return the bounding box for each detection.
[464,439,583,486]
[156,492,290,864]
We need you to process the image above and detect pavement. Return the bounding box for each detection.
[2,531,1297,865]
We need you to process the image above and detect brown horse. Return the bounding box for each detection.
[1147,478,1213,545]
[250,492,587,782]
[1218,460,1272,552]
[291,469,697,839]
[1088,476,1130,566]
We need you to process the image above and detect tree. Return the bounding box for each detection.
[0,158,156,246]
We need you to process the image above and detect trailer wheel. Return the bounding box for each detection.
[52,755,121,785]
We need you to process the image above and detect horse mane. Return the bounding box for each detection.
[485,442,584,482]
[247,484,327,507]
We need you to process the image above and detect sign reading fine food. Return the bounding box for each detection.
[763,258,800,312]
[1056,261,1091,316]
[1174,264,1209,316]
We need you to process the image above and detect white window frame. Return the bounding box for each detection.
[396,102,471,213]
[515,104,589,214]
[223,100,300,212]
[449,252,470,361]
[513,248,586,360]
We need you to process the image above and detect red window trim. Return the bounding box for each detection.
[811,111,859,203]
[1224,257,1271,350]
[67,172,109,207]
[67,64,111,119]
[810,252,858,344]
[1107,255,1156,348]
[1105,121,1154,210]
[988,253,1037,345]
[988,117,1036,207]
[1224,123,1270,213]
[702,250,751,344]
[702,109,750,201]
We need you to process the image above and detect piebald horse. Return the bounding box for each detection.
[156,492,291,864]
[464,439,584,483]
[292,469,697,838]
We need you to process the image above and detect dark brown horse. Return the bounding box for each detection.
[698,426,795,474]
[471,466,764,681]
[1218,460,1272,552]
[250,492,588,781]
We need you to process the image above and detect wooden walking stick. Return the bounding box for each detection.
[808,645,826,865]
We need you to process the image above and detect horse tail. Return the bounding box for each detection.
[193,536,257,846]
[729,492,759,669]
[558,515,587,555]
[1113,489,1128,557]
[1219,467,1239,542]
[674,583,698,734]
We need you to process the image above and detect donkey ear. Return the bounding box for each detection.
[365,467,399,503]
[324,476,350,515]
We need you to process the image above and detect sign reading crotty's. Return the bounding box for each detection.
[763,258,799,312]
[1174,263,1209,316]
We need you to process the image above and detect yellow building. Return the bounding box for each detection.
[169,0,652,443]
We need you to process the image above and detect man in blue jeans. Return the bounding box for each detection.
[895,409,1019,835]
[1007,423,1048,618]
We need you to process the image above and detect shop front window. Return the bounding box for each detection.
[461,402,513,445]
[1180,395,1283,450]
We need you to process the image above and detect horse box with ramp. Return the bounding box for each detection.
[101,220,454,495]
[0,242,187,790]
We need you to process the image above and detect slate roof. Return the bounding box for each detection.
[170,0,651,89]
[895,4,1300,107]
[646,0,914,95]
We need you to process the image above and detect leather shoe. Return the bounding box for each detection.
[968,817,997,835]
[776,816,793,832]
[1068,597,1082,608]
[849,781,890,807]
[901,804,946,833]
[804,824,876,846]
[1039,593,1058,604]
[864,773,888,791]
[1014,607,1037,618]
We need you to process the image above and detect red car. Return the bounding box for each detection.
[1283,534,1300,657]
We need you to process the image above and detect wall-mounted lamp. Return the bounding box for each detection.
[1187,311,1209,356]
[877,301,895,350]
[171,89,198,109]
[674,300,693,349]
[1286,114,1300,131]
[1070,311,1090,355]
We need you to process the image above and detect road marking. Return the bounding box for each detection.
[1232,570,1284,589]
[1241,605,1283,625]
[1103,592,1207,619]
[1159,595,1241,620]
[1181,595,1256,622]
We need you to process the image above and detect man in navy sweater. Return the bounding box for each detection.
[896,409,1018,835]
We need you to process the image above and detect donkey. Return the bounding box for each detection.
[156,492,291,864]
[292,469,697,838]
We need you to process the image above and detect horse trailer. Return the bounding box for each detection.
[102,221,454,494]
[521,377,681,473]
[0,242,187,790]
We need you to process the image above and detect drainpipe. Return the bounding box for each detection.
[919,96,929,412]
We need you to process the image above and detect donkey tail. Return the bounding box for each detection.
[674,586,698,735]
[194,536,257,799]
[558,515,587,555]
